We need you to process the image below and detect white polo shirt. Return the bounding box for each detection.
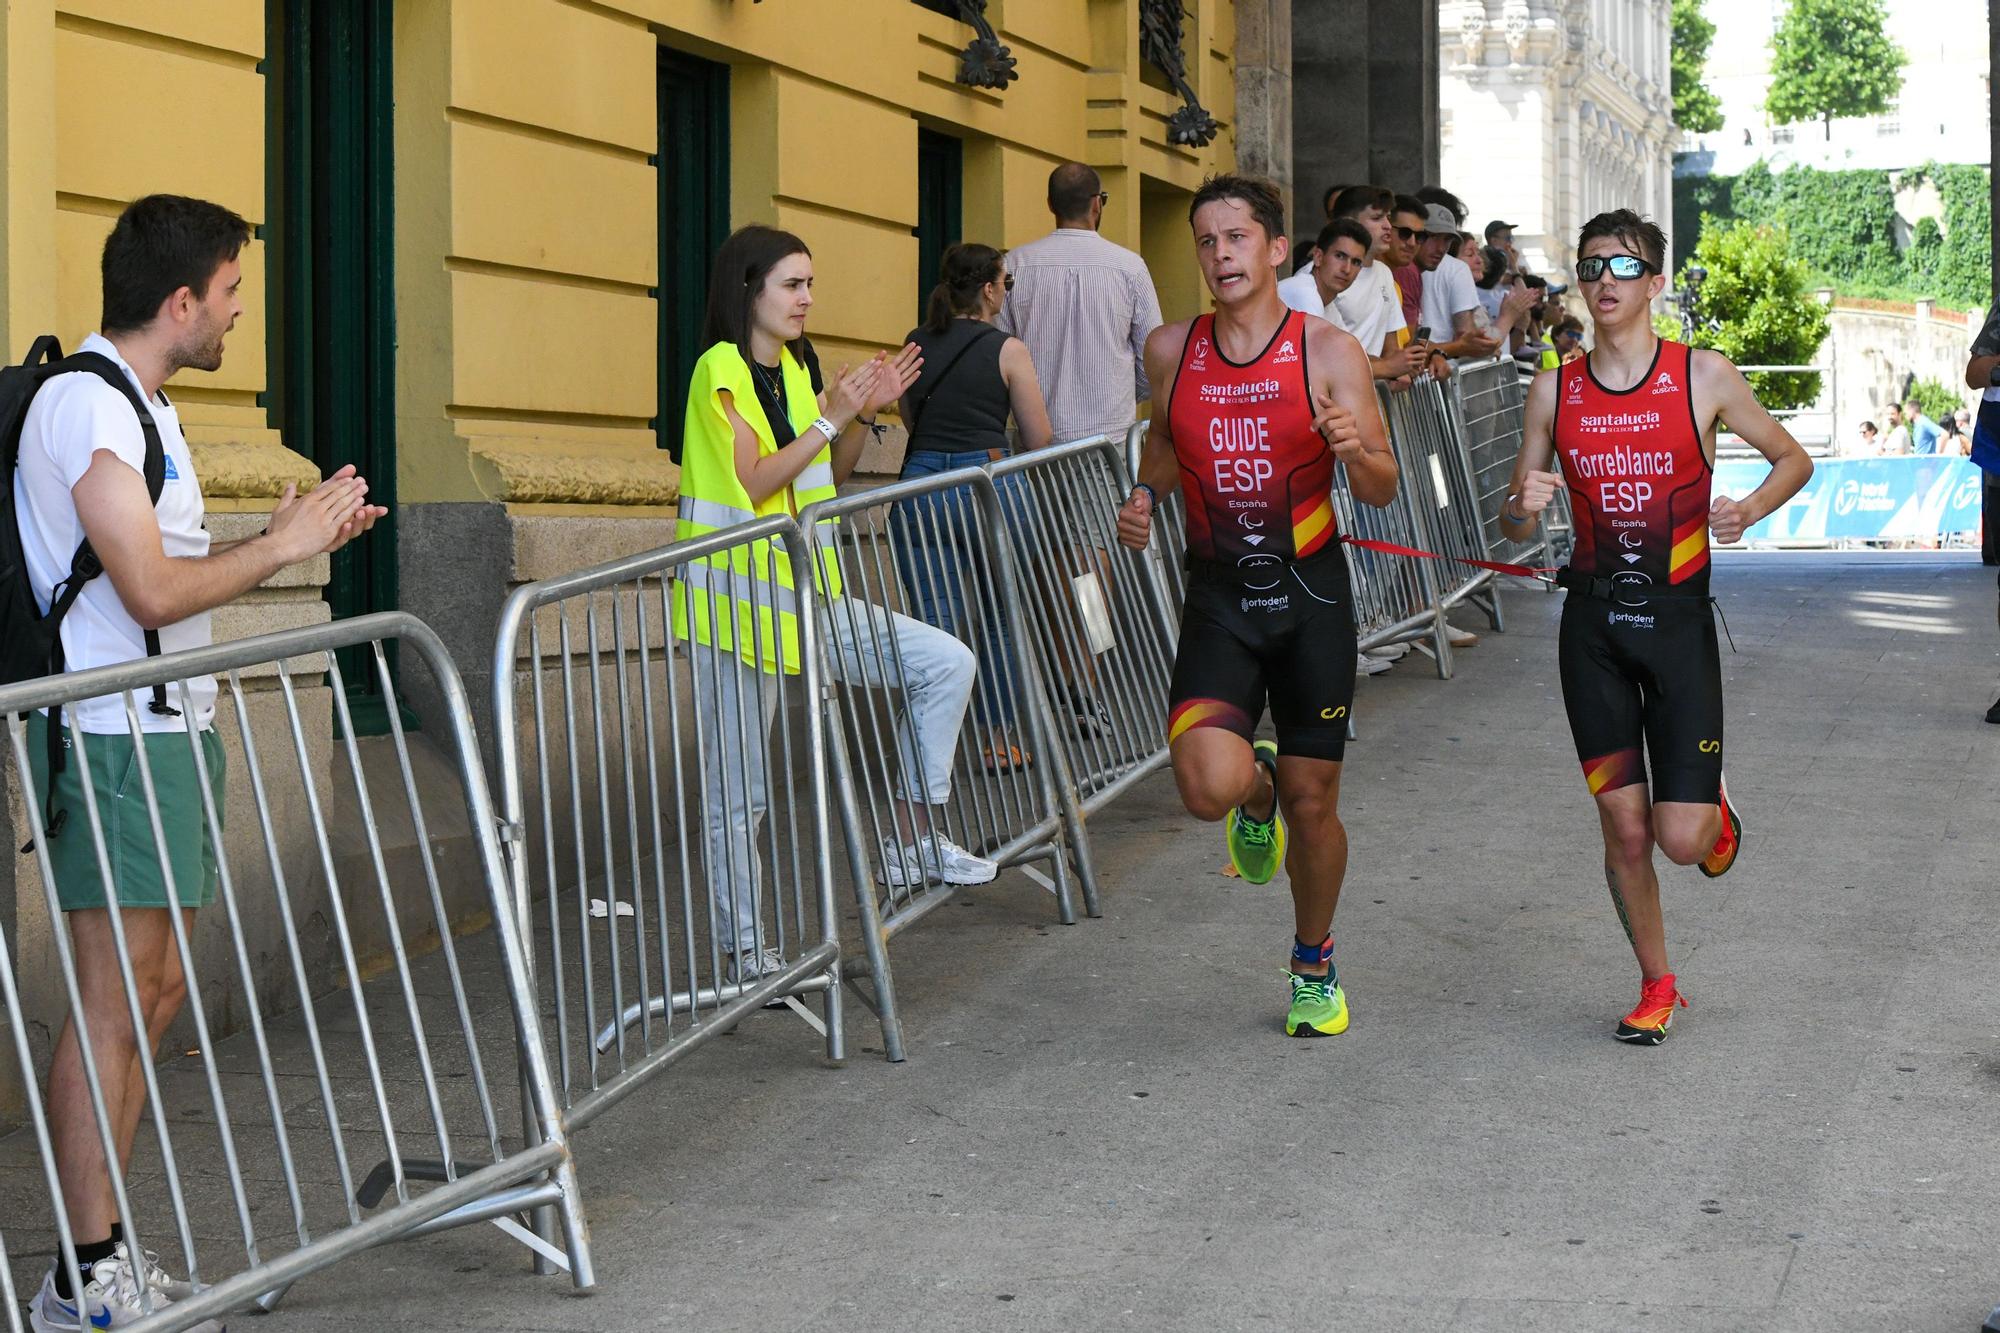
[1332,261,1406,356]
[13,333,215,731]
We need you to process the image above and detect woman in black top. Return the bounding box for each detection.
[891,242,1053,771]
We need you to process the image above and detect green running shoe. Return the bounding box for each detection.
[1226,739,1286,884]
[1285,970,1350,1038]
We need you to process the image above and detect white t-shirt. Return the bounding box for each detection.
[1420,253,1481,345]
[1275,265,1352,333]
[1332,261,1406,356]
[14,333,216,731]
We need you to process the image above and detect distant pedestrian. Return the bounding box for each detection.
[996,163,1163,445]
[1855,420,1880,455]
[1882,402,1910,454]
[1905,399,1942,455]
[892,242,1053,772]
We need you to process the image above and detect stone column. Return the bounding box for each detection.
[1234,0,1294,217]
[1291,0,1439,236]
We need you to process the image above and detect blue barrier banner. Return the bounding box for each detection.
[1714,456,1987,542]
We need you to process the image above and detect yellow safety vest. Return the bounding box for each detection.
[671,340,842,674]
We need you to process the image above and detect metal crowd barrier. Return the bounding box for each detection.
[1378,376,1503,632]
[0,614,591,1332]
[798,468,1091,1063]
[1123,421,1189,620]
[490,515,844,1136]
[1453,357,1572,579]
[985,436,1178,817]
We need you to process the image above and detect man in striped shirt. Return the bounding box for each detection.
[996,163,1164,446]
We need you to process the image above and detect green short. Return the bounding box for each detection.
[25,712,224,912]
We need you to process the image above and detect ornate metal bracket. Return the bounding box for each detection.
[1139,0,1217,147]
[932,0,1018,91]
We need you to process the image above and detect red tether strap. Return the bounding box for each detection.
[1339,533,1559,580]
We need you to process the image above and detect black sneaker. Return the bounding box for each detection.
[1068,686,1113,738]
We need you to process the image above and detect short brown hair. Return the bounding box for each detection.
[1188,174,1286,244]
[1577,209,1667,272]
[1329,184,1393,221]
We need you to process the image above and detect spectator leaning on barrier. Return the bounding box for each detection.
[1904,399,1941,456]
[1415,202,1502,367]
[12,194,384,1332]
[1327,185,1427,384]
[892,241,1053,773]
[1388,194,1427,333]
[995,162,1163,445]
[1856,420,1880,455]
[674,226,999,978]
[1959,301,2000,718]
[1279,217,1425,387]
[1475,244,1510,323]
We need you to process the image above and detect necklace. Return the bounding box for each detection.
[752,357,785,404]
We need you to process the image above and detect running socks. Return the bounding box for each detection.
[51,1230,118,1299]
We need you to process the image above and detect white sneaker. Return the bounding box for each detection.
[726,946,793,1008]
[1445,622,1480,647]
[1365,643,1410,662]
[1356,652,1393,677]
[29,1254,224,1332]
[112,1245,193,1301]
[877,835,999,888]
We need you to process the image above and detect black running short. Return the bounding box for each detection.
[1166,547,1357,762]
[1558,589,1723,805]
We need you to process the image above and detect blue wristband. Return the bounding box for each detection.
[1131,482,1157,508]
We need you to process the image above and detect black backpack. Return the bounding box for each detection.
[0,335,176,837]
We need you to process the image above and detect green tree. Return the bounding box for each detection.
[1905,376,1962,423]
[1680,220,1831,410]
[1765,0,1905,141]
[1671,0,1725,134]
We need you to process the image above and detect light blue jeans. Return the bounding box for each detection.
[694,599,975,955]
[890,449,1036,728]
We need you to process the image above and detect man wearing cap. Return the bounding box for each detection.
[1416,202,1499,364]
[1485,219,1518,253]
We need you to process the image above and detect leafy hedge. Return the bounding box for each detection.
[1672,160,1991,310]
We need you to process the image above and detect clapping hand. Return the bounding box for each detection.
[865,342,924,416]
[265,465,388,562]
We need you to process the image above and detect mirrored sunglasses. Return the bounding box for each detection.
[1576,254,1656,282]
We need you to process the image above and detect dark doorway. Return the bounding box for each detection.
[915,128,964,322]
[266,0,401,732]
[659,49,731,460]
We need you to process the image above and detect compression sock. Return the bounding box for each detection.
[52,1234,116,1299]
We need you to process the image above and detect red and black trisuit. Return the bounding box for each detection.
[1552,337,1724,804]
[1162,309,1356,762]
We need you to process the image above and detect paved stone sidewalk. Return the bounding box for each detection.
[137,555,2000,1329]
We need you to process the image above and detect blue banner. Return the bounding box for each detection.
[1712,456,1988,542]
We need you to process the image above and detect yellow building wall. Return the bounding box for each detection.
[0,1,312,503]
[390,0,1240,508]
[3,0,1242,517]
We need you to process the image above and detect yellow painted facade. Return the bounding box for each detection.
[2,0,1239,527]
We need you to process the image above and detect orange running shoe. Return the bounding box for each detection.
[1698,773,1742,879]
[1615,973,1687,1045]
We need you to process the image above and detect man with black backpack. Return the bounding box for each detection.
[5,195,383,1331]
